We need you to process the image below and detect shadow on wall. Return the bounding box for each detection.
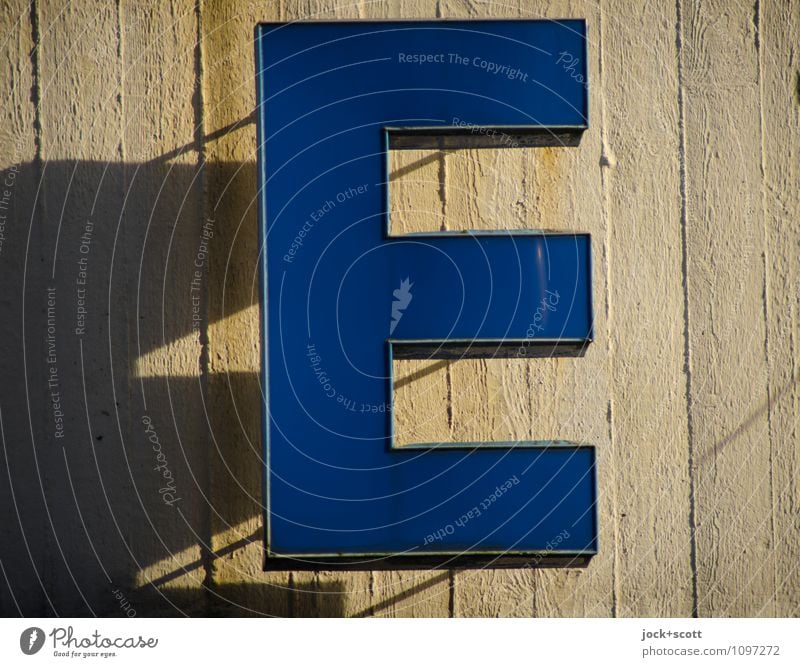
[0,156,275,616]
[0,136,467,617]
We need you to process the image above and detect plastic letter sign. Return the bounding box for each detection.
[256,20,597,568]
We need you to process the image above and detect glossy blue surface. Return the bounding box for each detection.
[256,20,597,561]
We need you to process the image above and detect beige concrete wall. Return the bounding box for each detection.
[0,0,797,617]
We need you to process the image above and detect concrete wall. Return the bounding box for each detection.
[0,0,798,617]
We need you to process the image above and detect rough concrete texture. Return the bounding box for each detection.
[0,0,798,617]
